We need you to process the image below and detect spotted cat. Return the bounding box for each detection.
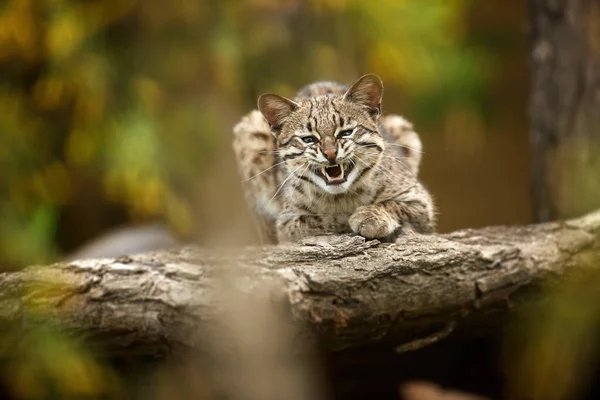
[233,74,435,243]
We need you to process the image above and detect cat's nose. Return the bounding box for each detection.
[323,148,337,162]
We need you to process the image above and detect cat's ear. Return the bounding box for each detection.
[258,94,300,132]
[343,74,383,118]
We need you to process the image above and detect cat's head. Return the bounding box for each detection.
[257,74,385,195]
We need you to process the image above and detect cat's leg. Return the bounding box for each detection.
[276,211,351,242]
[349,191,435,239]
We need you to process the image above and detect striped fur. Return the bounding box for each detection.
[233,74,435,243]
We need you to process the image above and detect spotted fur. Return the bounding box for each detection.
[233,74,435,243]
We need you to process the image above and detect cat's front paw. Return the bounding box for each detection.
[349,206,399,239]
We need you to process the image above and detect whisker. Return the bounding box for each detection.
[385,142,425,154]
[266,164,303,208]
[353,155,369,169]
[314,170,327,204]
[242,160,286,182]
[285,164,310,202]
[306,166,316,205]
[354,155,382,179]
[377,160,408,182]
[345,185,359,196]
[380,155,417,160]
[355,154,400,182]
[380,155,414,171]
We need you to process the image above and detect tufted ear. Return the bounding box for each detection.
[257,94,300,133]
[343,74,384,118]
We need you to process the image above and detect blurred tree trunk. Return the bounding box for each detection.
[529,0,600,222]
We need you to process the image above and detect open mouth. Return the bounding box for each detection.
[316,163,354,185]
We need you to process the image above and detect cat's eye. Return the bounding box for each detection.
[338,129,354,138]
[301,136,318,144]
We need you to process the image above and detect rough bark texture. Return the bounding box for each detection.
[0,209,599,357]
[530,0,600,222]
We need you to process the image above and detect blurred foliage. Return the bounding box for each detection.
[550,139,600,220]
[0,323,121,400]
[0,0,497,268]
[505,263,600,400]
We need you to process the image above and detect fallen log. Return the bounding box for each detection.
[1,209,599,356]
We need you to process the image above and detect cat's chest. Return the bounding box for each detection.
[310,191,374,215]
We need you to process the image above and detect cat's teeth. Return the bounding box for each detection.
[321,164,345,182]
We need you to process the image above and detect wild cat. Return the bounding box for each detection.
[233,74,435,243]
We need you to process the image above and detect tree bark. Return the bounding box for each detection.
[0,209,599,356]
[530,0,600,222]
